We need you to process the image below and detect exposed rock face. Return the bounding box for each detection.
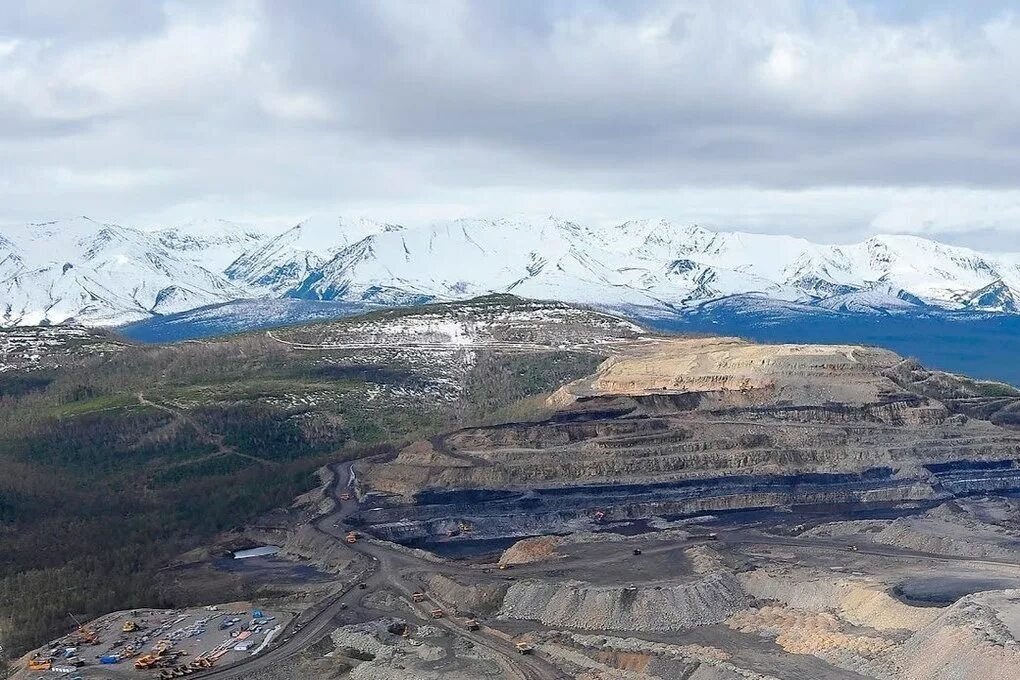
[549,338,903,407]
[738,569,940,632]
[423,574,509,615]
[805,498,1020,559]
[277,524,367,574]
[892,590,1020,680]
[357,336,1020,544]
[498,571,751,631]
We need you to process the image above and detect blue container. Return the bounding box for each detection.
[99,655,120,664]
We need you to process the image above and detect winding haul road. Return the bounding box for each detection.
[200,461,565,680]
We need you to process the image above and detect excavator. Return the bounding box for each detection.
[345,531,358,544]
[67,612,99,645]
[122,619,138,633]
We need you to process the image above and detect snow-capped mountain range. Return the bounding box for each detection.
[3,215,1020,327]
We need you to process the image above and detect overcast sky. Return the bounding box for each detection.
[4,0,1020,248]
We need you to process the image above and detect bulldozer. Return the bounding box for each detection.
[135,651,164,669]
[26,656,52,671]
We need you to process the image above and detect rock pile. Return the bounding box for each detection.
[499,535,563,565]
[499,571,750,631]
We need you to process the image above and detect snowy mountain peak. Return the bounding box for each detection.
[0,217,247,326]
[4,214,1020,327]
[224,215,403,294]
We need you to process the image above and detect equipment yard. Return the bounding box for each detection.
[13,605,291,680]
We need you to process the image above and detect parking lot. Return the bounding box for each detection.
[16,603,292,679]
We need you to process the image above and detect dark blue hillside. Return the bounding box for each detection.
[119,299,376,343]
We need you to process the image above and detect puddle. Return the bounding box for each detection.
[892,576,1020,606]
[213,555,333,584]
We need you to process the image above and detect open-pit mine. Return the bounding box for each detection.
[12,302,1020,680]
[343,334,1020,679]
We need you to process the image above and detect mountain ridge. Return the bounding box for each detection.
[3,214,1020,327]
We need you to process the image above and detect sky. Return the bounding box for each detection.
[4,0,1020,248]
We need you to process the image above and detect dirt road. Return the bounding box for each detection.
[199,461,565,680]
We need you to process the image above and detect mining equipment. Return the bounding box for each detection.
[689,532,718,541]
[345,531,358,544]
[135,650,165,669]
[26,656,53,671]
[67,612,99,645]
[411,592,426,603]
[430,608,445,619]
[515,642,534,655]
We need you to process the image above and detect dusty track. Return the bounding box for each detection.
[137,393,278,466]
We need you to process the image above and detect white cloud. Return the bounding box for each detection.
[0,2,261,122]
[1,1,1020,247]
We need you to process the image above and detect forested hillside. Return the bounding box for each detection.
[0,302,605,654]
